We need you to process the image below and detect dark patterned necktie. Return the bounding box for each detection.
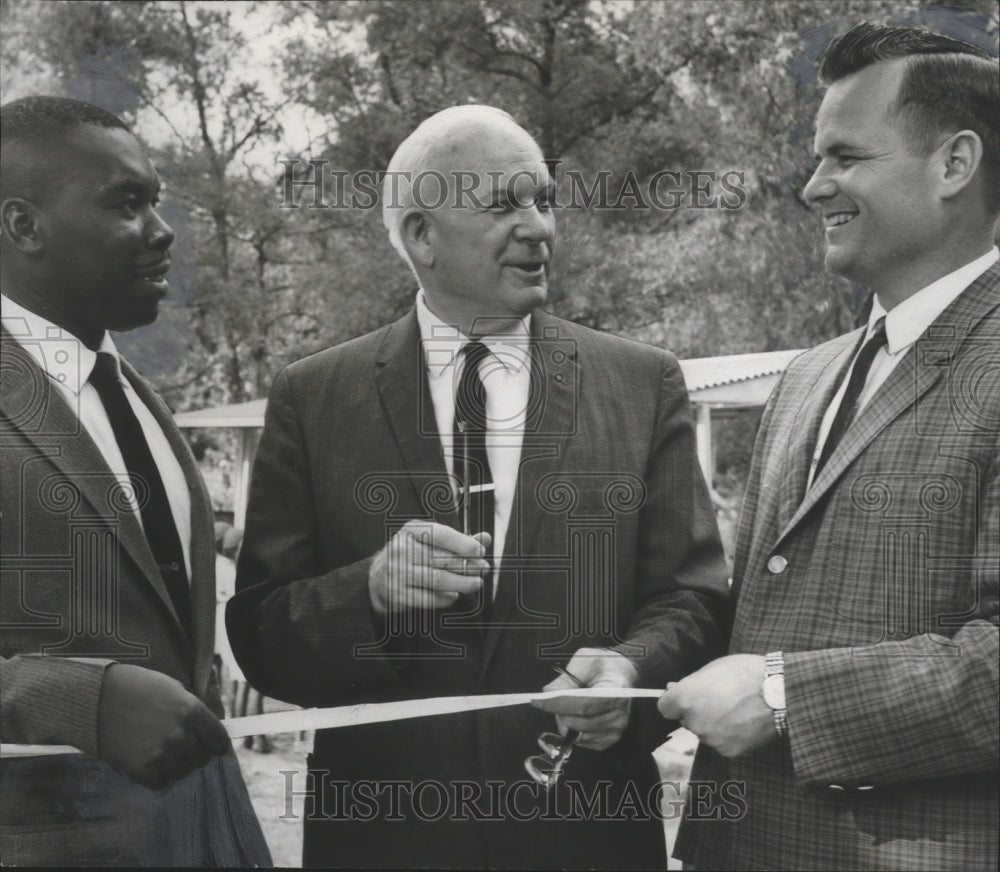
[815,317,887,477]
[89,352,192,632]
[453,341,495,609]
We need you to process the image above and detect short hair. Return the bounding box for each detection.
[1,95,130,138]
[820,22,1000,213]
[381,105,526,273]
[0,96,132,201]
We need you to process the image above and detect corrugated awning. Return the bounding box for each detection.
[678,349,804,392]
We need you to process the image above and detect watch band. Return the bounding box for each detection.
[764,651,787,737]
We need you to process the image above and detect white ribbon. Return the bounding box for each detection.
[1,687,664,757]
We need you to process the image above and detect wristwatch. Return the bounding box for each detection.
[761,651,787,737]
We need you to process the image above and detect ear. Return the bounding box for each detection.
[400,209,435,269]
[0,198,45,253]
[936,129,983,201]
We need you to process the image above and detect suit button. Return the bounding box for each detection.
[767,555,788,574]
[828,784,845,791]
[857,784,875,791]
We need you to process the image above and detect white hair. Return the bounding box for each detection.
[381,104,527,274]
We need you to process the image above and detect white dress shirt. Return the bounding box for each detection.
[809,246,999,488]
[2,294,193,578]
[415,292,532,596]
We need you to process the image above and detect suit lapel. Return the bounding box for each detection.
[732,336,853,595]
[776,261,1000,546]
[484,311,579,665]
[374,310,459,528]
[1,329,193,641]
[783,347,940,536]
[0,331,152,567]
[779,334,858,531]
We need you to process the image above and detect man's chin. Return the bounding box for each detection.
[109,290,165,331]
[514,282,548,311]
[823,248,856,282]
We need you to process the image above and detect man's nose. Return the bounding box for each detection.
[802,164,836,205]
[146,209,175,250]
[514,203,555,242]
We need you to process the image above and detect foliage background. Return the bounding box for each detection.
[2,0,997,490]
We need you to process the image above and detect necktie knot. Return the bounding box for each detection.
[463,340,490,368]
[868,317,887,350]
[847,317,888,389]
[90,351,122,387]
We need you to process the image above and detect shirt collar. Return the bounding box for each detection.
[1,293,120,394]
[415,290,531,380]
[870,246,999,355]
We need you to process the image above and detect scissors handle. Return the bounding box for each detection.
[554,664,586,688]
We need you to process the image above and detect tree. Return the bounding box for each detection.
[3,0,996,398]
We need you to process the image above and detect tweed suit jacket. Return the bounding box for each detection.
[0,327,269,867]
[676,263,1000,871]
[229,307,730,869]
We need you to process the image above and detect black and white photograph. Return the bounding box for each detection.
[1,1,997,868]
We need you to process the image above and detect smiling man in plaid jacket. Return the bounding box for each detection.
[660,23,999,871]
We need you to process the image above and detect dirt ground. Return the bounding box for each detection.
[234,727,311,868]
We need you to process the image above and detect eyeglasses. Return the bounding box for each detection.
[524,665,584,789]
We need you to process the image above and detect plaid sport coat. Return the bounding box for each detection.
[676,262,999,871]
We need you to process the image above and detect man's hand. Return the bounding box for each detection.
[368,520,490,615]
[531,648,639,751]
[97,664,231,791]
[658,654,775,758]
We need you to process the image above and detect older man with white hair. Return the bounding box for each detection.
[229,104,729,869]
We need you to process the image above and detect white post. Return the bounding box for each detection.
[233,429,259,529]
[694,403,713,490]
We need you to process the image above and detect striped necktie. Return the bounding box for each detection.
[453,341,495,610]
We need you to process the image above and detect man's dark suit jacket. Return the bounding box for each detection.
[229,307,730,869]
[0,328,270,867]
[676,263,999,871]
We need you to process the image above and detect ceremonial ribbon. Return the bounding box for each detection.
[1,687,664,757]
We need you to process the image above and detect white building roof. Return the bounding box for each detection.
[678,349,805,407]
[174,398,267,429]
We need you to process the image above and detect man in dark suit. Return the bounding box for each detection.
[0,96,270,867]
[660,23,999,871]
[228,104,730,869]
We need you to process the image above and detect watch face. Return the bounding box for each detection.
[762,675,785,710]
